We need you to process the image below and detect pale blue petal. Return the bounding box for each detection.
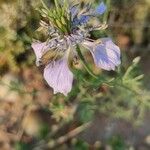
[82,38,121,71]
[44,58,73,96]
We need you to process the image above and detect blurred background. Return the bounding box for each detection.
[0,0,150,150]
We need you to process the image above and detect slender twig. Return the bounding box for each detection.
[76,45,98,79]
[47,122,91,149]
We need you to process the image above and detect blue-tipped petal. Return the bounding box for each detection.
[95,2,107,15]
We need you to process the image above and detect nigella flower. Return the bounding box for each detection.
[32,0,121,96]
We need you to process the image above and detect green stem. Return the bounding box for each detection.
[54,0,59,12]
[76,45,98,79]
[40,0,49,11]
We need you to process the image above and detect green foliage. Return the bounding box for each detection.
[15,142,32,150]
[0,0,39,73]
[72,139,89,150]
[77,101,95,123]
[109,136,127,150]
[39,0,71,34]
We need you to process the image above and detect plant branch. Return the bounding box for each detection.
[47,122,91,149]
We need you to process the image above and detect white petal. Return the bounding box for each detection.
[31,42,48,66]
[43,58,73,96]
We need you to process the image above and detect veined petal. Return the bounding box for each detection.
[95,2,107,15]
[43,58,73,96]
[31,42,48,66]
[82,38,121,71]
